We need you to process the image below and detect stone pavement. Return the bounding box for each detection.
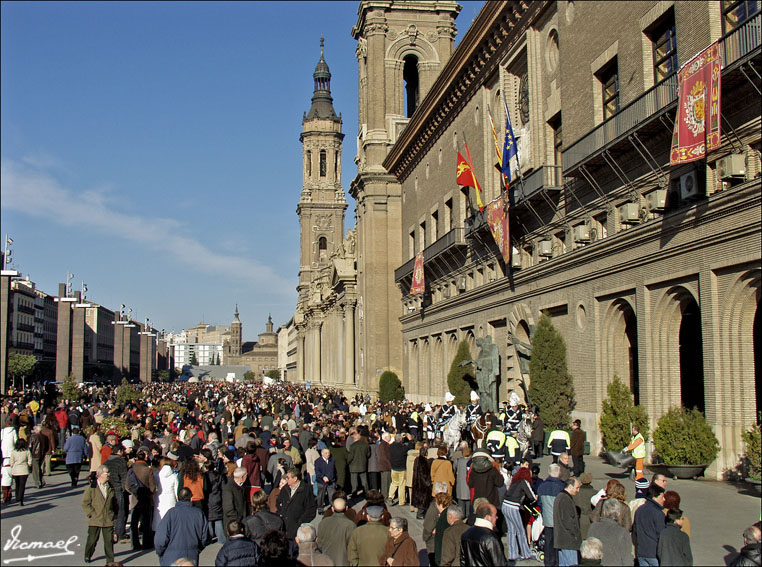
[1,454,758,566]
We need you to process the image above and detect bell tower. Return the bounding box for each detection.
[297,38,347,302]
[350,1,460,392]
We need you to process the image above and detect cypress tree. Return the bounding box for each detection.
[379,371,405,402]
[528,313,576,428]
[447,341,474,406]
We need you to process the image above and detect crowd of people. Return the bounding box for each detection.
[0,379,760,567]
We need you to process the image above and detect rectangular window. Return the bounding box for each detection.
[445,199,453,231]
[597,58,619,120]
[650,12,677,84]
[431,210,439,240]
[409,231,416,259]
[419,221,426,251]
[334,150,339,180]
[549,114,562,168]
[723,0,761,33]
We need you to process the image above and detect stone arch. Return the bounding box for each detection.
[719,268,761,426]
[432,336,444,399]
[506,304,536,403]
[420,338,431,398]
[650,285,702,415]
[409,340,419,396]
[385,36,439,64]
[600,297,640,404]
[463,329,476,358]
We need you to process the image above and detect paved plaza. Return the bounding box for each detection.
[1,453,758,566]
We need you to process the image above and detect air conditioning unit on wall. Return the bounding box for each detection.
[645,189,667,212]
[716,154,746,180]
[618,203,640,224]
[573,224,590,242]
[680,170,702,200]
[511,247,522,268]
[538,240,553,257]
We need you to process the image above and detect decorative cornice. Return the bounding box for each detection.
[383,1,548,182]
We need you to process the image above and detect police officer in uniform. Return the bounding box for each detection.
[408,405,420,440]
[464,391,483,448]
[423,405,436,440]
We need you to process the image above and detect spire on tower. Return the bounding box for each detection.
[306,37,339,122]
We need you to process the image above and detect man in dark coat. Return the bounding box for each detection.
[731,525,762,567]
[276,466,317,539]
[570,419,585,476]
[154,487,212,567]
[317,495,355,566]
[346,431,370,496]
[587,498,633,566]
[657,508,693,566]
[82,465,117,564]
[460,503,508,566]
[222,467,248,536]
[553,477,581,566]
[130,450,157,550]
[633,484,666,566]
[214,520,259,567]
[28,425,46,488]
[105,444,129,542]
[467,451,504,509]
[441,505,469,567]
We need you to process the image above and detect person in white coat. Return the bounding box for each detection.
[153,457,179,531]
[1,419,18,503]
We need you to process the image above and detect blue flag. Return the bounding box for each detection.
[502,102,518,181]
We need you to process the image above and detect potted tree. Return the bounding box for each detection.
[741,420,761,496]
[652,406,720,479]
[599,376,650,478]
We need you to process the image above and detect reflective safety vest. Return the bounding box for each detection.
[368,413,377,424]
[410,411,419,425]
[486,429,506,449]
[631,433,646,459]
[547,429,571,453]
[505,435,519,457]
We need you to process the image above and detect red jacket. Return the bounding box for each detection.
[55,408,69,430]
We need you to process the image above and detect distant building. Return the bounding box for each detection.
[224,310,279,378]
[173,342,224,367]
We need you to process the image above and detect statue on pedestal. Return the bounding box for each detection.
[475,336,499,414]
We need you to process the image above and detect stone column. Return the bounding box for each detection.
[55,283,73,381]
[315,323,322,383]
[344,303,355,385]
[0,270,18,392]
[70,292,86,381]
[113,321,124,379]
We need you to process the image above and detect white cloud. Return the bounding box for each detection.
[0,158,294,297]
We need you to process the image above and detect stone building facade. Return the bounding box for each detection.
[294,40,359,389]
[380,0,760,478]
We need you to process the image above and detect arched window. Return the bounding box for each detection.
[403,55,420,118]
[318,237,327,251]
[320,150,327,177]
[305,150,312,177]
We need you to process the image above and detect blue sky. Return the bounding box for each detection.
[1,1,483,341]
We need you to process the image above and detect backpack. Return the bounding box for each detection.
[127,467,144,496]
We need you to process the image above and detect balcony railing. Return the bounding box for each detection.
[563,13,760,174]
[515,165,564,203]
[394,227,466,282]
[563,75,678,173]
[723,11,761,68]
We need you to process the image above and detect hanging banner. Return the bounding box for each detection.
[670,41,721,165]
[486,196,510,265]
[410,251,425,295]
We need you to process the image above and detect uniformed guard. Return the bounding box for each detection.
[502,392,524,436]
[505,434,520,464]
[423,404,436,440]
[623,424,647,479]
[437,392,457,435]
[409,405,420,440]
[465,391,483,426]
[485,426,507,460]
[547,425,571,463]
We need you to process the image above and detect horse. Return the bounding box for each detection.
[442,407,466,454]
[469,414,493,449]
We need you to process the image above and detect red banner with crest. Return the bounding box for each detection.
[670,42,721,165]
[486,195,510,265]
[410,251,425,295]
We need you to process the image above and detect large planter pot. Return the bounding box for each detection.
[745,478,761,496]
[649,463,708,480]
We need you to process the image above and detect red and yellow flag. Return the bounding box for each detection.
[410,251,425,295]
[670,42,721,165]
[456,152,473,186]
